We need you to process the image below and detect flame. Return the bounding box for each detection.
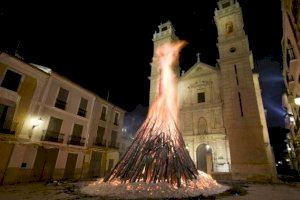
[104,40,198,186]
[147,41,187,134]
[80,40,229,200]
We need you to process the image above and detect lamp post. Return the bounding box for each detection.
[294,96,300,105]
[30,117,43,139]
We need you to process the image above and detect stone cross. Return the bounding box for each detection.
[196,53,201,62]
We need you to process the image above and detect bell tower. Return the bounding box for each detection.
[215,0,276,181]
[149,21,179,106]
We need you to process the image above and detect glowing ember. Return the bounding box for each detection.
[81,40,228,198]
[81,171,228,199]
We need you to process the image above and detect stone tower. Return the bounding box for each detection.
[149,21,179,106]
[214,0,276,181]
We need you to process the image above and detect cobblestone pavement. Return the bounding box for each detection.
[0,181,299,200]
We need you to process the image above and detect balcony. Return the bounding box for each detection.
[113,121,119,126]
[42,130,64,143]
[100,114,106,121]
[94,138,106,147]
[0,87,20,106]
[108,141,119,149]
[77,108,87,117]
[68,135,85,146]
[0,120,18,135]
[55,99,67,110]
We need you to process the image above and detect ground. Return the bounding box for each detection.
[0,181,299,200]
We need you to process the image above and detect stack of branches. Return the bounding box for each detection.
[104,116,199,187]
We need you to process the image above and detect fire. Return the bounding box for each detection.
[80,40,229,199]
[147,41,187,136]
[104,40,198,186]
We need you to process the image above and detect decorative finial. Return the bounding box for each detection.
[196,53,201,63]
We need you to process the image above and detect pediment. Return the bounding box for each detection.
[180,62,218,80]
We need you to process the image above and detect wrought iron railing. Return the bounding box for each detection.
[55,99,67,110]
[108,141,119,149]
[100,113,106,121]
[77,108,87,117]
[94,138,106,147]
[42,130,64,143]
[0,120,18,135]
[68,135,85,146]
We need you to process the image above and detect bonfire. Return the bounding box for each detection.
[81,41,228,199]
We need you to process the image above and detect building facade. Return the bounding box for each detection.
[0,52,125,184]
[149,0,276,181]
[281,0,300,174]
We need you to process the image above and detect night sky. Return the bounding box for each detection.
[0,0,283,125]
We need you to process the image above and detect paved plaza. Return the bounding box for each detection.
[0,181,299,200]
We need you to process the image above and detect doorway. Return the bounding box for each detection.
[63,153,78,180]
[196,144,213,174]
[88,151,103,178]
[33,147,59,181]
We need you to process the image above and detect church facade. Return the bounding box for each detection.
[149,0,276,181]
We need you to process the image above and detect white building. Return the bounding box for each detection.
[0,51,125,184]
[281,0,300,174]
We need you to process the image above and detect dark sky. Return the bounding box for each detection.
[0,0,282,114]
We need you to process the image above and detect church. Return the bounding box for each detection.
[149,0,276,181]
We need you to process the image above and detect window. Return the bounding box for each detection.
[110,130,118,147]
[222,2,230,8]
[162,26,168,31]
[78,98,88,117]
[0,104,16,134]
[287,40,295,68]
[47,117,62,134]
[238,92,244,117]
[114,112,119,126]
[44,117,63,142]
[21,163,27,168]
[69,124,84,146]
[1,70,22,92]
[292,0,300,22]
[72,124,83,137]
[100,106,107,121]
[197,92,205,103]
[234,65,239,85]
[55,88,69,110]
[95,126,105,146]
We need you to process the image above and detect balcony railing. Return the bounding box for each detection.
[100,114,106,121]
[55,99,67,110]
[68,135,85,146]
[77,108,87,117]
[42,130,64,143]
[94,138,106,147]
[0,120,18,135]
[114,121,119,126]
[108,141,119,149]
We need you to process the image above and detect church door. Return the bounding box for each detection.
[196,144,213,174]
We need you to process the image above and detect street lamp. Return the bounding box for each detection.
[294,95,300,105]
[31,117,43,129]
